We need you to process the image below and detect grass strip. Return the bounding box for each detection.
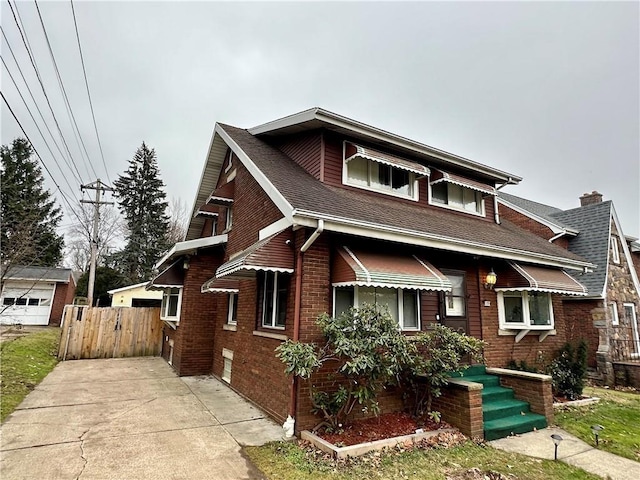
[554,386,640,462]
[0,328,60,422]
[245,439,600,480]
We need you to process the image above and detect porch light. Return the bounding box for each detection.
[591,424,604,447]
[484,269,497,289]
[550,434,563,460]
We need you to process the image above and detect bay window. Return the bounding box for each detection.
[333,286,420,331]
[498,291,554,329]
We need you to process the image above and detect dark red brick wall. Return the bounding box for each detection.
[49,276,75,326]
[564,299,603,368]
[499,204,558,242]
[169,251,222,376]
[432,382,483,439]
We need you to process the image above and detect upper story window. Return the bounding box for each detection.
[497,291,554,330]
[611,236,620,264]
[342,142,428,201]
[333,285,420,331]
[227,293,238,325]
[429,170,494,217]
[161,287,182,322]
[224,207,233,232]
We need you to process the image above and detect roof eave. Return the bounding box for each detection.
[155,234,228,270]
[292,210,594,272]
[497,197,579,236]
[249,107,522,184]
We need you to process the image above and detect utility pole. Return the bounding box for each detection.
[81,179,114,306]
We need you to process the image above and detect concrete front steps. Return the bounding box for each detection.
[453,365,547,441]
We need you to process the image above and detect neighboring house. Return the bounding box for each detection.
[150,108,594,435]
[107,282,162,307]
[499,191,640,386]
[0,266,77,326]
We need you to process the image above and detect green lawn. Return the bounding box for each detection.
[555,385,640,462]
[0,328,60,422]
[245,438,600,480]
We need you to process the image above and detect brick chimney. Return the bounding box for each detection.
[579,191,603,206]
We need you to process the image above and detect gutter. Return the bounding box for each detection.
[285,219,324,438]
[494,177,518,225]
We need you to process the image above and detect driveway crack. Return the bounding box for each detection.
[75,429,89,480]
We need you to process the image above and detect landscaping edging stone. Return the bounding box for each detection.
[301,428,457,459]
[553,397,600,409]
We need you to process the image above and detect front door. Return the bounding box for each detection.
[439,271,469,335]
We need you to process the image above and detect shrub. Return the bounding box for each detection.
[548,340,587,400]
[276,304,415,432]
[402,324,485,419]
[506,359,538,373]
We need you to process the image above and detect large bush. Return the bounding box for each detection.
[276,304,415,432]
[402,324,485,419]
[548,340,587,400]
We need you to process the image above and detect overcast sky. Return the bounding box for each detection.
[2,1,639,241]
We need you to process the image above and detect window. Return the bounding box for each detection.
[610,302,619,326]
[222,348,233,383]
[345,156,417,199]
[227,293,238,325]
[224,150,234,173]
[212,218,218,236]
[2,297,15,306]
[15,298,27,306]
[260,271,288,329]
[444,273,466,317]
[498,291,554,330]
[225,207,233,231]
[431,182,483,215]
[333,286,420,331]
[611,236,620,264]
[623,304,639,356]
[28,298,40,306]
[161,288,182,321]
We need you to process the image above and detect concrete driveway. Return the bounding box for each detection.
[0,357,284,479]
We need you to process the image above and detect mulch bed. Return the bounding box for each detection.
[317,411,453,446]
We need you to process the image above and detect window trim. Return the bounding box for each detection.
[342,143,419,202]
[332,285,421,331]
[160,287,182,322]
[227,292,238,325]
[442,270,466,318]
[610,302,619,326]
[428,182,486,217]
[623,303,639,357]
[261,271,287,330]
[611,236,620,264]
[497,291,554,330]
[224,206,233,232]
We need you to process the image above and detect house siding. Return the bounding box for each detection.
[272,131,322,180]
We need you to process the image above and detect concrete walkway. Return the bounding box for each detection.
[490,426,640,480]
[0,357,284,479]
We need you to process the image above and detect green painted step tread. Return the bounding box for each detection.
[456,374,501,386]
[483,399,530,412]
[484,412,547,432]
[448,365,487,377]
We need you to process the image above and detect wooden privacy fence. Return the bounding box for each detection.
[58,306,163,360]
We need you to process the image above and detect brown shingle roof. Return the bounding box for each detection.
[219,124,589,266]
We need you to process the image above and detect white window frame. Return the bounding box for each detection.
[497,291,554,330]
[623,303,639,357]
[610,302,619,326]
[160,287,182,322]
[332,286,421,331]
[222,348,233,383]
[261,271,287,329]
[444,272,466,317]
[342,147,419,201]
[611,236,620,264]
[227,292,238,325]
[428,182,486,217]
[224,207,233,232]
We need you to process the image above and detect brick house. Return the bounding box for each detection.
[0,266,77,326]
[151,108,594,436]
[499,191,640,386]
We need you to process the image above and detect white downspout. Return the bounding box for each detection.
[494,177,517,225]
[300,219,324,252]
[548,232,566,243]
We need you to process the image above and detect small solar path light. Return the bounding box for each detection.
[551,434,563,460]
[591,425,604,447]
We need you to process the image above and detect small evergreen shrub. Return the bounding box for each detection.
[548,340,587,400]
[506,359,538,373]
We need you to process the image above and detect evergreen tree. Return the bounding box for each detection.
[1,138,64,272]
[113,142,170,282]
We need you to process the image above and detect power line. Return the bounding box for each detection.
[33,0,99,181]
[6,0,87,185]
[1,27,83,184]
[70,0,111,185]
[1,55,82,191]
